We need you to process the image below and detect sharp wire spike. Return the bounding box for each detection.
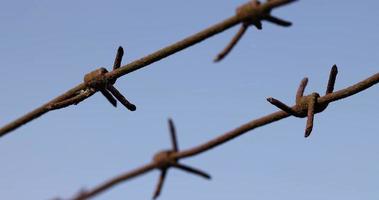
[267,97,301,117]
[296,78,309,103]
[153,169,167,199]
[107,85,136,111]
[254,21,263,30]
[264,15,292,27]
[267,0,298,9]
[214,24,248,62]
[326,65,338,94]
[168,119,179,152]
[100,89,117,107]
[305,95,317,138]
[171,163,211,180]
[113,46,124,70]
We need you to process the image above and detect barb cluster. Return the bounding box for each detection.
[83,47,136,111]
[215,0,297,62]
[152,119,211,199]
[267,65,338,137]
[47,47,136,111]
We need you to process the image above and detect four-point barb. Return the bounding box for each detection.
[214,0,297,62]
[152,119,211,199]
[83,47,136,111]
[267,65,338,137]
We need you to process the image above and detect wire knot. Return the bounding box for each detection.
[46,47,136,111]
[291,92,320,117]
[84,67,111,90]
[236,0,263,28]
[82,47,136,111]
[267,65,338,137]
[153,150,177,170]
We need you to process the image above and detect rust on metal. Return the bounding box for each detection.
[152,119,211,199]
[82,47,136,111]
[62,65,379,199]
[215,0,297,62]
[267,65,339,137]
[0,0,297,137]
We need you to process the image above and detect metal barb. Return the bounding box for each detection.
[214,0,296,62]
[170,162,211,180]
[264,15,292,26]
[305,93,318,137]
[267,65,340,137]
[168,119,179,152]
[153,169,167,199]
[151,119,211,199]
[214,25,248,62]
[296,78,308,103]
[264,0,298,10]
[266,97,301,117]
[326,65,338,94]
[254,21,263,30]
[113,46,124,71]
[100,89,118,107]
[83,47,136,111]
[107,85,136,111]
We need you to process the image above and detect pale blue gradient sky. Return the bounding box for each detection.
[0,1,378,200]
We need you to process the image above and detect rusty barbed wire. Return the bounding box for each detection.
[46,47,136,112]
[57,65,379,200]
[0,0,296,138]
[214,0,296,62]
[267,65,338,137]
[152,119,211,199]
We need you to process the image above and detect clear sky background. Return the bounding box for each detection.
[0,0,378,200]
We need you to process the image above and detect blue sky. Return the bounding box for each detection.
[0,0,378,200]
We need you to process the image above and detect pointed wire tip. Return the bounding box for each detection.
[214,25,248,63]
[117,46,124,55]
[194,171,212,180]
[266,0,299,9]
[113,46,125,71]
[203,174,212,180]
[171,163,211,180]
[254,22,263,30]
[304,128,312,138]
[297,77,309,95]
[305,120,313,137]
[264,15,292,27]
[213,54,224,63]
[280,0,299,4]
[325,65,339,95]
[266,97,281,106]
[331,64,338,74]
[168,118,173,124]
[266,97,275,103]
[129,104,137,111]
[152,170,167,200]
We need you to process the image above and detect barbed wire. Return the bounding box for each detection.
[0,0,296,138]
[56,65,379,200]
[3,0,378,199]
